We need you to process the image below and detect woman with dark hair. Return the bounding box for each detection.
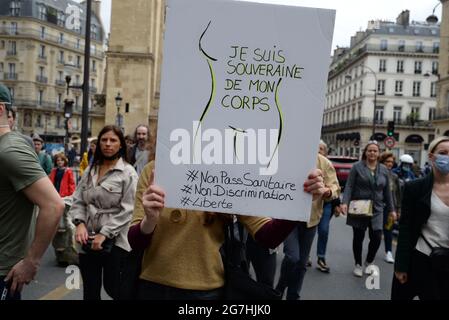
[49,152,75,197]
[341,141,395,277]
[392,136,449,300]
[380,151,401,264]
[69,125,138,300]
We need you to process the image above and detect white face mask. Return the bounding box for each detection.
[433,154,449,175]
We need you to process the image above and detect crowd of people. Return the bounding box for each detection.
[1,82,449,300]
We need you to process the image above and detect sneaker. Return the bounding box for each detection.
[384,251,395,264]
[364,262,378,275]
[317,258,330,273]
[353,264,363,277]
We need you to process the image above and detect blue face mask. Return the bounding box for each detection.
[402,164,412,172]
[433,154,449,175]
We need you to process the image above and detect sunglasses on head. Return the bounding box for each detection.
[367,140,379,145]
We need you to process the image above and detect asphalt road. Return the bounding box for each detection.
[22,215,394,300]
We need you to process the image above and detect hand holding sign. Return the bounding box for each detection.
[303,169,326,201]
[141,169,165,235]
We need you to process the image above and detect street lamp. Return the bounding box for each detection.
[427,2,441,24]
[63,98,74,153]
[115,92,123,130]
[346,65,378,139]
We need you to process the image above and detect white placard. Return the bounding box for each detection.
[155,0,335,221]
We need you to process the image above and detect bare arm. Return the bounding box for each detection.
[5,177,65,294]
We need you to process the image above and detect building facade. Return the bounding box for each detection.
[0,0,106,144]
[105,0,164,138]
[322,11,439,165]
[434,0,449,137]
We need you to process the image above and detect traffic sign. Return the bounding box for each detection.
[384,136,396,148]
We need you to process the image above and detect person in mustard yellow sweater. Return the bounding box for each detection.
[128,161,329,300]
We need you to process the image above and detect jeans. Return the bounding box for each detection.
[276,223,317,300]
[383,208,393,253]
[137,280,224,300]
[352,225,382,266]
[0,276,21,301]
[317,202,333,259]
[78,245,135,300]
[246,235,277,287]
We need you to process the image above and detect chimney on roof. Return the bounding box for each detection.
[396,10,410,27]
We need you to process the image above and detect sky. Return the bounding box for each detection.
[96,0,442,53]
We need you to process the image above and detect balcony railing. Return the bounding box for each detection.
[36,76,48,83]
[6,51,17,56]
[433,109,449,121]
[37,55,47,62]
[89,86,97,93]
[4,73,18,80]
[0,26,105,59]
[322,117,433,132]
[330,43,439,78]
[55,79,66,87]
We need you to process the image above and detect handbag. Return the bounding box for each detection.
[221,221,282,300]
[348,199,373,217]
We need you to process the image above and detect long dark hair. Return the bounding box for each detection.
[92,125,128,166]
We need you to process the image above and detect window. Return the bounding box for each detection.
[10,22,18,35]
[56,116,61,128]
[342,109,345,122]
[416,41,423,52]
[431,82,437,98]
[394,106,402,122]
[398,40,405,52]
[381,40,388,51]
[379,59,386,72]
[75,96,79,108]
[354,83,357,98]
[0,63,3,73]
[8,41,16,55]
[57,11,65,27]
[58,71,63,81]
[377,80,385,95]
[432,61,439,75]
[92,60,96,72]
[414,61,422,74]
[397,60,404,73]
[10,1,21,16]
[343,89,346,103]
[346,106,350,121]
[39,45,45,58]
[36,115,42,127]
[57,93,62,109]
[76,75,80,85]
[375,106,384,123]
[411,106,420,118]
[348,87,352,101]
[40,26,45,39]
[39,66,44,77]
[8,63,16,74]
[59,51,64,63]
[76,56,81,67]
[433,42,440,54]
[91,78,95,88]
[76,39,80,49]
[359,80,363,96]
[38,90,43,105]
[59,33,64,44]
[395,81,403,95]
[8,87,15,99]
[358,102,362,118]
[38,5,47,21]
[413,81,421,97]
[429,108,436,121]
[91,24,97,40]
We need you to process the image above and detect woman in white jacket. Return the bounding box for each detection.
[70,125,138,300]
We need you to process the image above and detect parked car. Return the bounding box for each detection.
[327,156,359,190]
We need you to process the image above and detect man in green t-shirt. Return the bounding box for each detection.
[0,84,65,300]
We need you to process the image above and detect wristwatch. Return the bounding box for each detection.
[73,219,85,226]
